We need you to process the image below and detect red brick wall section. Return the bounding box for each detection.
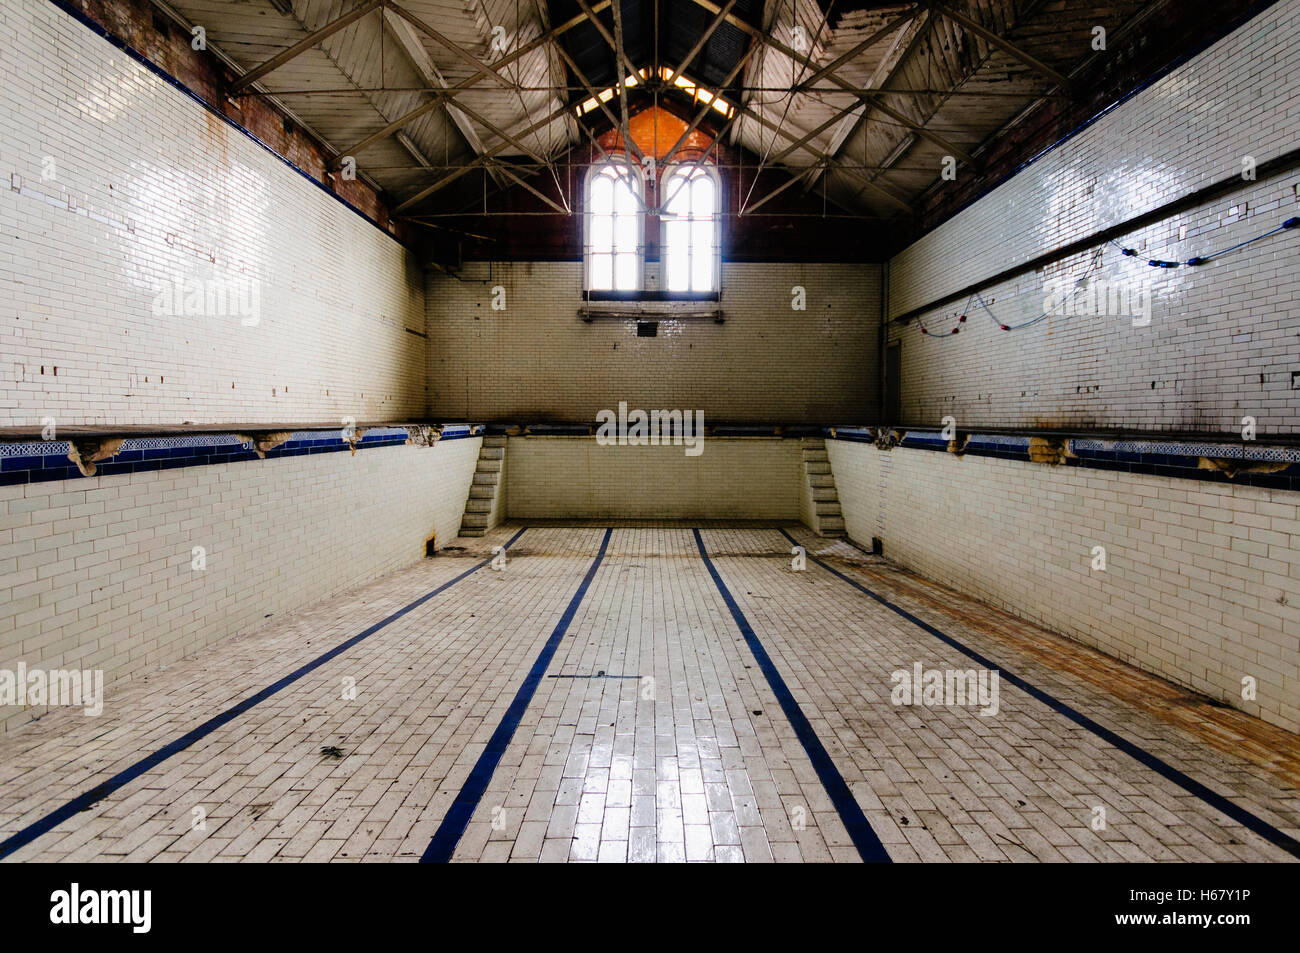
[69,0,400,238]
[435,102,892,263]
[910,0,1278,244]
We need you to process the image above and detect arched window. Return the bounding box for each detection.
[585,159,643,291]
[661,163,720,293]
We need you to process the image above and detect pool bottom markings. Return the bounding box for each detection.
[421,528,614,863]
[692,529,893,863]
[776,527,1300,861]
[0,528,530,862]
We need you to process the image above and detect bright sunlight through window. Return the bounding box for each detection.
[585,161,643,291]
[661,164,719,293]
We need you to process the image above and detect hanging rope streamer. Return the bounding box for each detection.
[919,246,1108,339]
[1110,215,1298,267]
[917,302,969,338]
[915,215,1299,340]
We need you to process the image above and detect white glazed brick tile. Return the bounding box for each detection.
[828,439,1300,735]
[427,261,881,424]
[0,526,1292,863]
[0,437,481,733]
[885,0,1300,433]
[891,0,1299,315]
[503,437,802,520]
[0,0,425,428]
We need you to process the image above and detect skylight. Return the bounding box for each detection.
[574,67,734,119]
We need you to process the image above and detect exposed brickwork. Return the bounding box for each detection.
[68,0,396,230]
[909,0,1281,247]
[1,0,426,428]
[884,0,1300,435]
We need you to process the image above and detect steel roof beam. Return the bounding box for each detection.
[925,1,1072,94]
[685,0,975,165]
[393,100,575,212]
[340,1,610,160]
[794,7,919,90]
[229,0,385,93]
[666,0,739,82]
[386,1,515,89]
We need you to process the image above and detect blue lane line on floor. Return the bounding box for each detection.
[693,529,892,863]
[778,528,1300,860]
[0,528,529,862]
[422,528,612,862]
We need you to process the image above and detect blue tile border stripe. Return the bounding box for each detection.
[0,526,527,862]
[776,528,1300,861]
[693,529,893,863]
[10,424,1289,492]
[0,424,481,487]
[421,528,614,863]
[826,429,1300,493]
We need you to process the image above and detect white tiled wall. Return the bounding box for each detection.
[887,0,1300,433]
[427,261,881,424]
[0,0,426,428]
[0,437,481,732]
[505,436,802,519]
[829,439,1300,734]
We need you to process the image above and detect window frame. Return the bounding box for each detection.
[583,156,646,293]
[658,160,722,296]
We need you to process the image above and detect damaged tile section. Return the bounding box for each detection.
[1199,457,1290,479]
[236,431,295,459]
[67,438,125,476]
[405,424,444,447]
[1027,437,1072,465]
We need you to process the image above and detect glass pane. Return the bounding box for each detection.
[691,214,714,291]
[614,253,638,290]
[665,220,689,291]
[589,253,612,291]
[691,216,712,254]
[691,240,713,291]
[691,175,715,218]
[613,212,637,253]
[588,162,642,291]
[612,168,638,215]
[664,173,690,216]
[591,214,613,253]
[590,174,613,215]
